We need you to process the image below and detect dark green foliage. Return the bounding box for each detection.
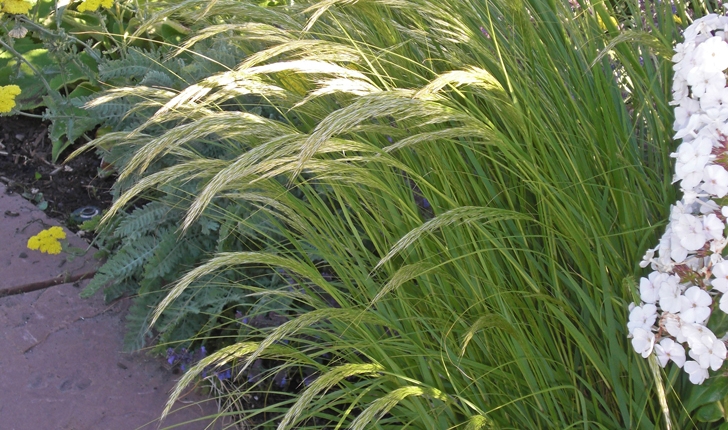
[98,48,167,83]
[114,202,172,241]
[139,70,175,88]
[77,35,301,352]
[81,234,156,299]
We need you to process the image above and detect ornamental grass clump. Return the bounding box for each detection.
[78,0,727,427]
[634,13,728,386]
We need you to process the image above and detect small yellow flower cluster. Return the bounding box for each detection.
[0,85,20,114]
[27,226,66,255]
[1,0,32,15]
[77,0,112,12]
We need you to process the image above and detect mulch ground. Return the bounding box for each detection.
[0,115,114,226]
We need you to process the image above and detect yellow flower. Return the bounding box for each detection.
[0,85,21,114]
[27,235,42,250]
[45,226,66,239]
[597,13,618,32]
[2,0,32,14]
[40,240,62,254]
[27,227,67,255]
[77,0,112,12]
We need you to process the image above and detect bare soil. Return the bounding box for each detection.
[0,115,114,226]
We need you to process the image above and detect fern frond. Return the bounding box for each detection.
[123,291,162,351]
[81,235,158,299]
[98,48,165,81]
[114,202,172,241]
[140,70,176,88]
[143,227,188,281]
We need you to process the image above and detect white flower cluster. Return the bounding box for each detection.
[631,13,728,385]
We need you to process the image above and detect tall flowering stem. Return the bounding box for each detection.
[633,13,728,385]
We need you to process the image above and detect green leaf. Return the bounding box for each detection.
[696,402,724,423]
[709,310,728,338]
[47,51,99,91]
[159,20,190,45]
[686,375,728,413]
[67,82,100,99]
[44,95,101,162]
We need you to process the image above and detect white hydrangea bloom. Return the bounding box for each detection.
[672,138,713,188]
[673,214,708,251]
[720,293,728,313]
[659,278,684,313]
[687,65,726,98]
[627,303,657,334]
[680,286,712,324]
[710,237,728,258]
[670,232,690,263]
[639,247,656,268]
[689,334,727,370]
[631,328,655,358]
[654,338,686,368]
[674,48,699,81]
[700,87,728,111]
[704,213,726,240]
[673,41,695,63]
[631,13,728,384]
[682,322,713,348]
[713,260,728,290]
[693,36,728,72]
[674,97,701,131]
[664,313,688,343]
[639,275,660,304]
[674,113,705,140]
[699,197,721,214]
[685,360,710,384]
[702,165,728,197]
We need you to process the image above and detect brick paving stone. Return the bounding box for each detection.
[0,182,99,296]
[0,282,222,430]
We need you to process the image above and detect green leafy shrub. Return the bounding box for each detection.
[0,0,192,160]
[69,7,302,354]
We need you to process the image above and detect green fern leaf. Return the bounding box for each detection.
[81,235,157,299]
[143,227,187,281]
[115,202,172,241]
[140,70,175,88]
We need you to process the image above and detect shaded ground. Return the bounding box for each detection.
[0,181,222,429]
[0,115,114,225]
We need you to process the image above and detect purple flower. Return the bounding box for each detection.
[303,374,317,386]
[166,348,176,365]
[217,369,232,381]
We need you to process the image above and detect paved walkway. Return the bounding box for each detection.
[0,182,221,429]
